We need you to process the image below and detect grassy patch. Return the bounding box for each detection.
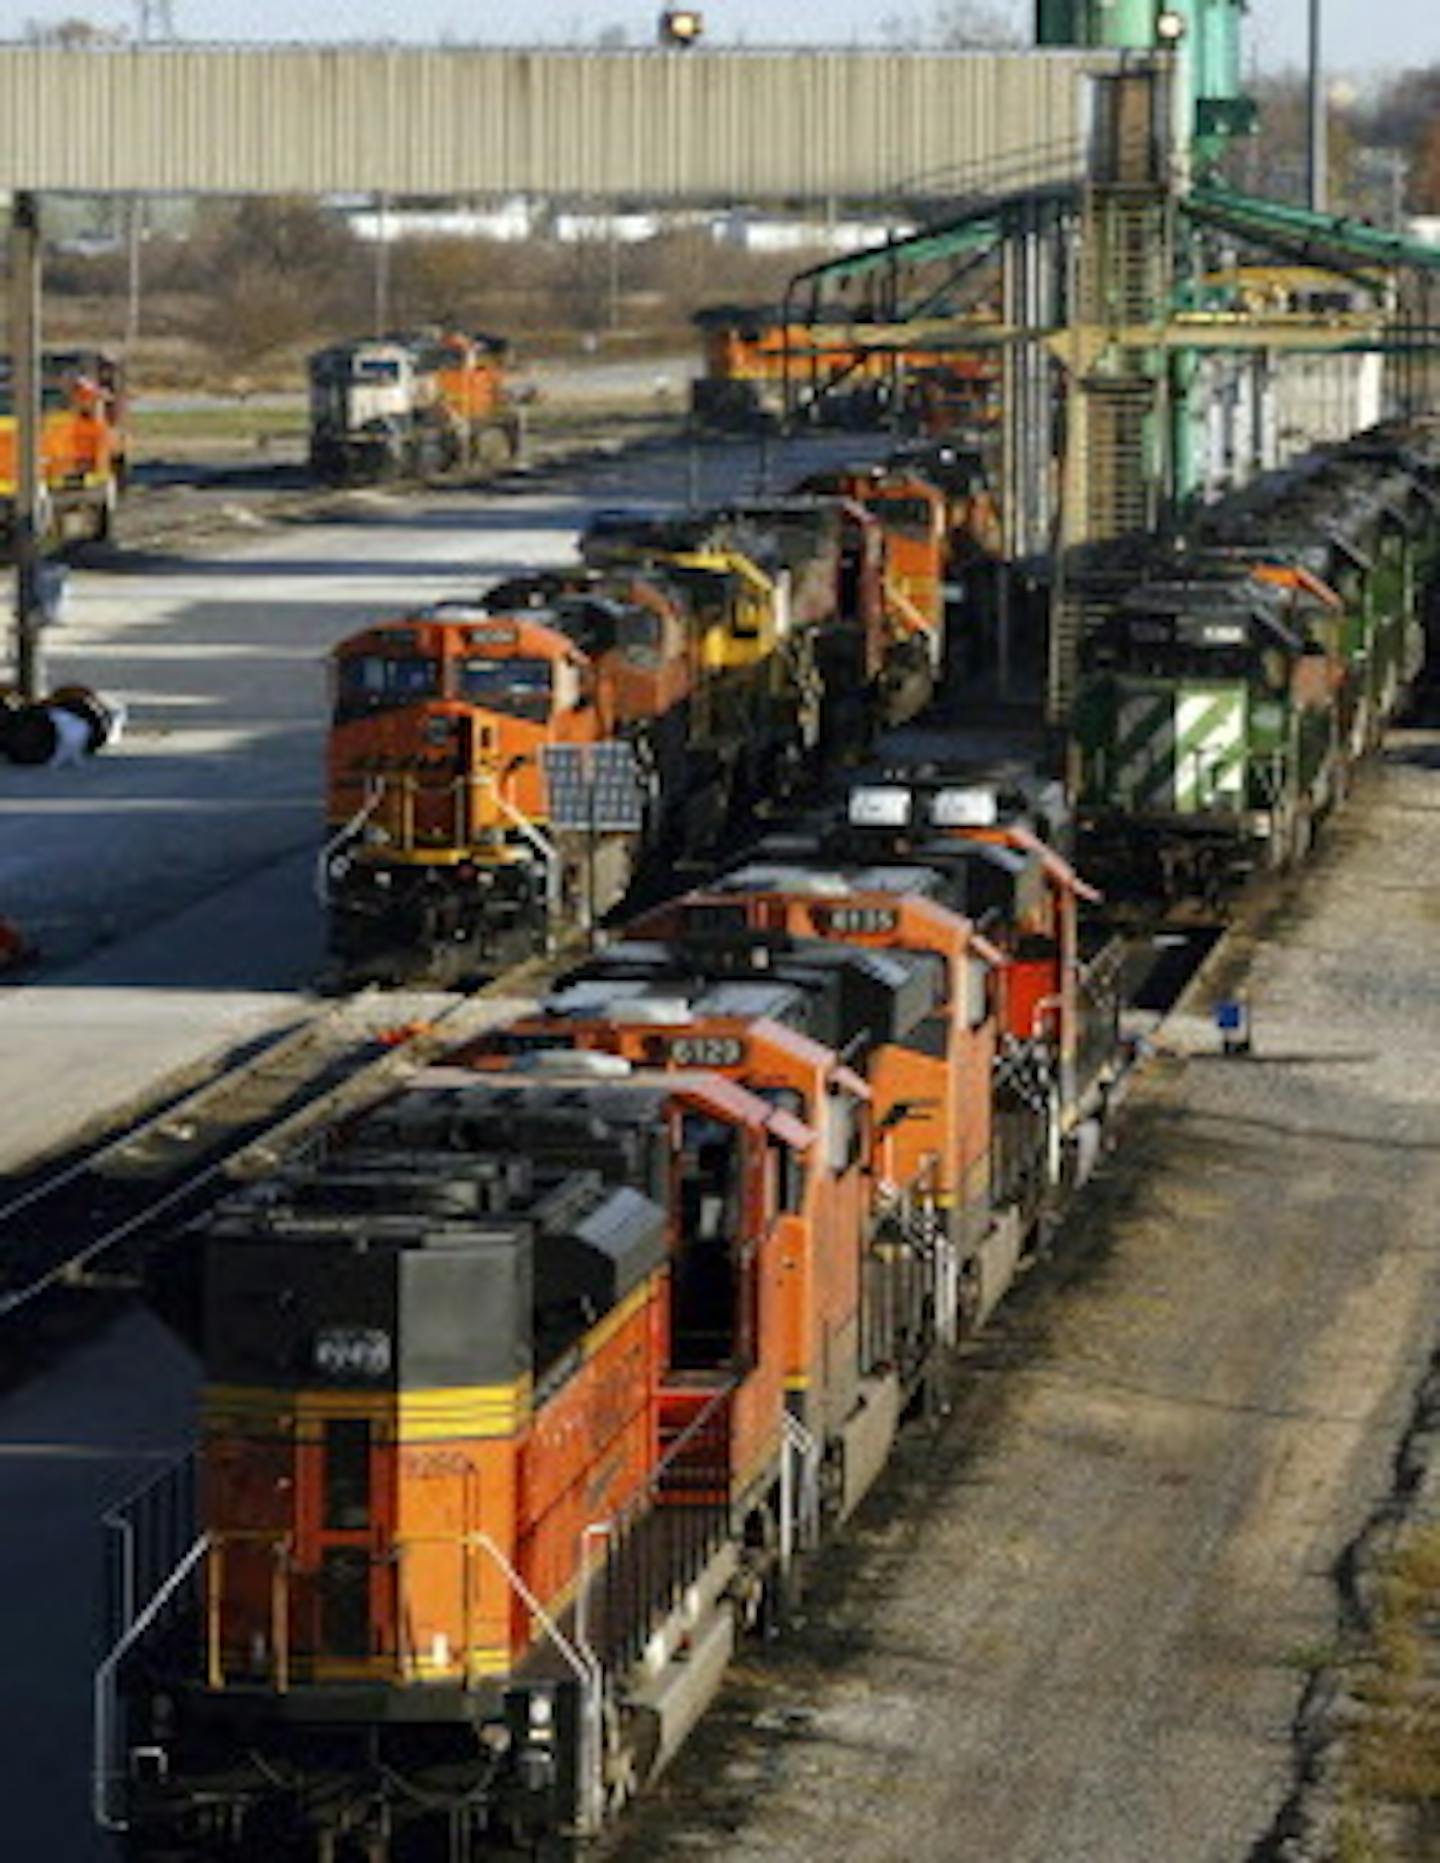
[1340,1525,1440,1856]
[130,402,307,448]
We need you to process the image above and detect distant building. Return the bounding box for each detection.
[708,209,909,252]
[334,197,910,252]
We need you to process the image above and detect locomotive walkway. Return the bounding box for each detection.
[610,733,1440,1861]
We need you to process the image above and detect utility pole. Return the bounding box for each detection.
[126,0,174,366]
[124,195,143,359]
[10,190,44,701]
[373,191,391,337]
[1306,0,1327,214]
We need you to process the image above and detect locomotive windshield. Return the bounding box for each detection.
[1089,611,1264,683]
[456,656,553,721]
[1115,634,1257,681]
[334,653,440,720]
[873,496,936,537]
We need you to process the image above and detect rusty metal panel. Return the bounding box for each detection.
[0,47,1122,200]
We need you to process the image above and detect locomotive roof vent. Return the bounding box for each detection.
[512,1049,634,1077]
[848,784,914,829]
[609,997,695,1025]
[850,863,943,894]
[424,601,490,622]
[718,864,850,897]
[547,978,656,1017]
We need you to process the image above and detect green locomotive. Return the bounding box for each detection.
[1071,424,1440,901]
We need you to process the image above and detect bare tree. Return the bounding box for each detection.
[184,198,368,377]
[879,1,1022,50]
[23,14,126,44]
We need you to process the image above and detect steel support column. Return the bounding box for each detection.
[999,193,1060,700]
[9,190,43,702]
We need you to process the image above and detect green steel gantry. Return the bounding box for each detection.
[774,40,1440,722]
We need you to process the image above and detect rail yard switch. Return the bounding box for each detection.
[1215,998,1251,1056]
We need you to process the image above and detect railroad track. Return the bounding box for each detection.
[84,412,682,559]
[0,965,560,1320]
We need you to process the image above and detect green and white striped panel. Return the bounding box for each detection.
[1114,685,1246,815]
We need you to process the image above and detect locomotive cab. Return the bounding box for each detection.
[308,340,420,479]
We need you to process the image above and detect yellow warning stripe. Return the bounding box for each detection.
[204,1378,533,1441]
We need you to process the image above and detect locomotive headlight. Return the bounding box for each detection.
[848,785,913,828]
[659,5,703,44]
[528,1692,555,1736]
[1155,7,1186,42]
[930,786,999,828]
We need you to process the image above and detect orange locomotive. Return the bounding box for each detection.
[690,304,1000,434]
[101,786,1115,1857]
[323,500,898,980]
[322,574,702,976]
[835,769,1119,1140]
[321,436,1015,984]
[106,1060,801,1858]
[0,347,127,543]
[799,463,954,715]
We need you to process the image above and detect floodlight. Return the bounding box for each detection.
[659,8,704,46]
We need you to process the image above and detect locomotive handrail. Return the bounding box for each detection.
[780,1411,820,1569]
[573,1381,736,1677]
[386,1532,491,1686]
[201,1530,295,1691]
[315,777,384,906]
[93,1532,212,1833]
[485,783,562,928]
[354,766,563,919]
[102,1450,197,1634]
[467,1530,607,1837]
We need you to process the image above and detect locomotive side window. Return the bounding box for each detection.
[755,1087,807,1213]
[335,654,440,720]
[456,656,553,721]
[617,607,663,668]
[323,1417,372,1531]
[824,1090,864,1176]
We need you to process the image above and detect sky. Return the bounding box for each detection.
[3,0,1434,79]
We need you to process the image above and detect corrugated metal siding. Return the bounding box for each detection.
[0,47,1122,199]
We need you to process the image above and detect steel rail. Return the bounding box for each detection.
[0,975,555,1319]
